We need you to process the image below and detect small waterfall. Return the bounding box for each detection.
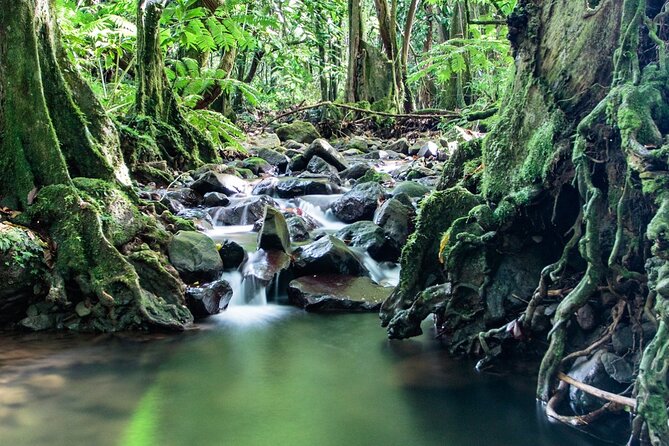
[350,247,400,287]
[275,195,346,231]
[221,270,268,307]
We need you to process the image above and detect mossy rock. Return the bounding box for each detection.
[392,181,430,198]
[275,121,320,144]
[167,231,223,283]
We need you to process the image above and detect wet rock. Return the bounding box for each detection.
[252,177,340,198]
[219,240,246,269]
[335,221,400,262]
[288,275,390,312]
[387,137,410,154]
[19,314,54,331]
[160,188,203,213]
[392,192,415,208]
[406,166,436,180]
[255,147,290,173]
[340,163,372,180]
[203,192,230,207]
[176,208,214,230]
[331,182,387,223]
[417,141,440,158]
[0,223,48,324]
[286,216,311,242]
[342,148,364,157]
[347,136,370,152]
[292,235,368,277]
[208,196,277,226]
[567,349,626,414]
[185,280,233,319]
[257,207,291,253]
[245,133,281,150]
[357,169,392,184]
[373,198,414,248]
[290,139,349,172]
[168,231,223,283]
[612,325,634,355]
[244,249,291,284]
[576,304,597,331]
[601,351,634,384]
[241,157,275,175]
[190,171,247,196]
[283,140,305,151]
[307,156,339,175]
[391,181,430,198]
[276,121,320,143]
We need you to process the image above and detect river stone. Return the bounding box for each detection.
[391,181,430,198]
[286,216,311,242]
[160,188,203,213]
[347,136,370,152]
[176,209,214,230]
[203,192,230,207]
[190,171,247,196]
[252,177,340,198]
[288,275,390,312]
[185,280,233,319]
[335,221,400,262]
[245,133,281,150]
[290,139,350,172]
[219,240,246,269]
[601,352,634,384]
[373,197,414,248]
[340,163,372,180]
[292,235,368,278]
[307,156,339,176]
[276,121,320,143]
[244,250,291,284]
[567,349,626,414]
[208,195,277,226]
[417,141,440,158]
[255,147,290,172]
[168,231,223,283]
[387,137,410,154]
[257,207,291,253]
[331,182,387,223]
[241,157,275,175]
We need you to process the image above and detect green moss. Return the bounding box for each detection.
[358,169,391,184]
[275,121,320,143]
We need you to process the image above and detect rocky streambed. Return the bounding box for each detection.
[144,126,453,319]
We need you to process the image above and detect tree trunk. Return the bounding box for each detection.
[130,0,219,172]
[381,1,669,443]
[0,0,193,332]
[345,0,363,102]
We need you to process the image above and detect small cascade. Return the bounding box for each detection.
[221,270,267,307]
[351,247,400,287]
[275,195,346,230]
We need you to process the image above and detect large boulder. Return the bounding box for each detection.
[160,188,203,213]
[255,147,290,173]
[290,139,349,172]
[208,195,277,226]
[331,182,387,223]
[190,171,248,196]
[373,197,414,248]
[203,192,230,207]
[252,177,340,198]
[219,240,246,269]
[167,231,223,282]
[292,235,368,277]
[257,207,291,253]
[276,121,320,143]
[0,223,48,325]
[391,181,430,198]
[185,279,233,319]
[288,275,391,312]
[335,221,400,262]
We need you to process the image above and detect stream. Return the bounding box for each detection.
[0,312,613,446]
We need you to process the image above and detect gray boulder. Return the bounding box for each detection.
[219,240,246,269]
[276,121,320,143]
[335,221,400,262]
[208,196,277,226]
[290,139,349,172]
[252,177,340,198]
[288,275,390,312]
[190,171,247,196]
[185,280,233,319]
[391,181,430,198]
[286,216,311,242]
[160,188,203,213]
[203,192,230,207]
[331,182,387,223]
[257,206,291,253]
[373,198,414,248]
[292,235,368,277]
[168,231,223,283]
[256,147,290,172]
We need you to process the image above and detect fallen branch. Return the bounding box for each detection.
[264,101,463,128]
[557,372,636,409]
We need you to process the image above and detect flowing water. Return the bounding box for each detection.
[0,313,615,446]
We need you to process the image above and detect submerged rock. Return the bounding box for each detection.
[331,182,387,223]
[276,121,320,143]
[292,235,368,277]
[186,280,233,319]
[288,275,390,312]
[257,206,291,253]
[167,231,223,283]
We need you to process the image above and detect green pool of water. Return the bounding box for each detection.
[0,307,614,446]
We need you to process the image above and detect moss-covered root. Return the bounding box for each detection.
[537,148,605,401]
[31,185,192,331]
[386,283,453,339]
[379,187,482,327]
[631,197,669,446]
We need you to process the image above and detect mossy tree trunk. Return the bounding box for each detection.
[381,1,669,443]
[125,0,220,175]
[0,0,193,332]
